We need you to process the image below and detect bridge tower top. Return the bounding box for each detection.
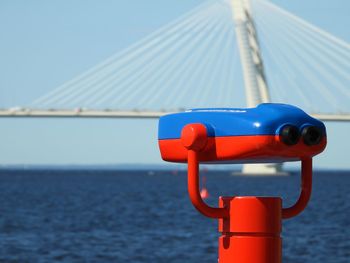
[231,0,270,107]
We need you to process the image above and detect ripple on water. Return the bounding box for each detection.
[0,169,349,262]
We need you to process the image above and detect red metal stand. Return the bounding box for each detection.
[181,123,313,263]
[218,197,282,263]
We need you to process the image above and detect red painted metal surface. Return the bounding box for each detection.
[159,126,326,164]
[218,197,282,263]
[180,123,317,262]
[282,158,312,219]
[187,149,229,219]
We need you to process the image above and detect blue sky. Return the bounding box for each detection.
[0,0,349,168]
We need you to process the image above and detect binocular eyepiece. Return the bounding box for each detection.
[279,125,323,146]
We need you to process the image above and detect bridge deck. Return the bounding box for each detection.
[0,109,349,121]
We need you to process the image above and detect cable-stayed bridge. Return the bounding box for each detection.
[0,0,349,122]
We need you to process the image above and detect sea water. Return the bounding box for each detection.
[0,169,349,263]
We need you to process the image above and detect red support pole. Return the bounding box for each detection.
[181,123,314,262]
[218,197,282,263]
[187,149,282,263]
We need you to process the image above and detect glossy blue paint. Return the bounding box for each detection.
[158,103,326,140]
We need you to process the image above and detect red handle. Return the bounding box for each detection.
[282,158,313,219]
[181,123,313,220]
[181,123,229,218]
[187,149,229,218]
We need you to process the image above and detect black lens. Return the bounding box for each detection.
[302,126,323,146]
[280,125,300,145]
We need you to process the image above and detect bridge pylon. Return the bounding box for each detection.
[231,0,283,175]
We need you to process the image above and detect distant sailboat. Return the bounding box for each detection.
[200,174,209,199]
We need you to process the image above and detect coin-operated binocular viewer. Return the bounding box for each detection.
[158,103,326,263]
